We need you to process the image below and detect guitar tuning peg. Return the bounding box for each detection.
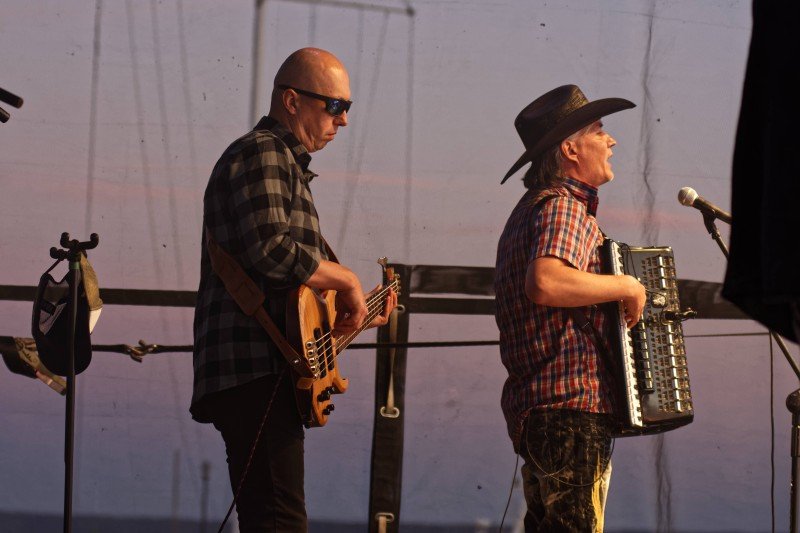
[377,257,388,268]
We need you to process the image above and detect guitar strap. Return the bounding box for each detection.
[204,228,314,381]
[321,236,339,264]
[203,130,339,382]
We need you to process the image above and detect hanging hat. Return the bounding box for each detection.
[501,84,635,184]
[31,253,102,376]
[0,336,66,394]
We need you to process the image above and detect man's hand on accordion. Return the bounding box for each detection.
[621,275,647,328]
[525,257,646,327]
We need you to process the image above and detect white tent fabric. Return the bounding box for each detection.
[1,1,794,531]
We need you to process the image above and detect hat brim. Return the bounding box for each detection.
[501,97,635,184]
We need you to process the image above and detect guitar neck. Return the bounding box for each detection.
[336,279,399,351]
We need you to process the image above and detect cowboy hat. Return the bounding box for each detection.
[501,84,635,184]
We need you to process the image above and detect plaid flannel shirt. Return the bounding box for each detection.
[191,116,328,422]
[494,177,613,451]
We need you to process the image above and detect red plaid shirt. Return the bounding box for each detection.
[495,177,613,451]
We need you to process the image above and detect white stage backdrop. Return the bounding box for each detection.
[1,1,792,531]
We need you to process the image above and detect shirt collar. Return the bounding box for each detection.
[562,176,599,216]
[254,116,317,181]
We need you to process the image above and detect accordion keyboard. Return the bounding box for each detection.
[602,240,694,435]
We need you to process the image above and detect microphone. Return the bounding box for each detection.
[678,187,732,224]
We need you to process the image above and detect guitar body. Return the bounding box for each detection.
[286,286,348,428]
[286,258,399,428]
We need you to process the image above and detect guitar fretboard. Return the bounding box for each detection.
[336,279,400,351]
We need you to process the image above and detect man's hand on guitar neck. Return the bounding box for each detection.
[306,260,367,335]
[335,285,397,334]
[366,284,398,329]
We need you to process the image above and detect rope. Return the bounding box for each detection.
[175,0,200,225]
[84,0,103,235]
[150,0,185,280]
[125,0,164,284]
[336,9,391,250]
[308,3,317,44]
[403,5,415,259]
[637,0,660,247]
[49,330,771,358]
[76,0,104,509]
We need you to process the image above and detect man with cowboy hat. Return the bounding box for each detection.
[494,85,646,532]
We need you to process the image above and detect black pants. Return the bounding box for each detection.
[205,372,307,532]
[519,410,613,533]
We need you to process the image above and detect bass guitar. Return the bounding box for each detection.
[287,258,400,428]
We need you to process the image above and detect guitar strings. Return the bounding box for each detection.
[313,283,394,374]
[322,281,397,348]
[311,281,399,370]
[314,281,397,348]
[337,281,397,347]
[313,281,397,361]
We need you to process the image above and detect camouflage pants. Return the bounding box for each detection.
[519,410,613,533]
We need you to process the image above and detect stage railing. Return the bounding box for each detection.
[0,266,747,532]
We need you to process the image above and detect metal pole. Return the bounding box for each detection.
[250,0,267,126]
[788,391,800,533]
[63,256,80,533]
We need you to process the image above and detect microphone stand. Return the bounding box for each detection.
[701,212,800,532]
[49,233,99,533]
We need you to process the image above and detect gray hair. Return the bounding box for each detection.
[522,123,594,191]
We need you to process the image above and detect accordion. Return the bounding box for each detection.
[600,239,695,437]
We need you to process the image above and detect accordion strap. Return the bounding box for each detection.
[568,306,622,412]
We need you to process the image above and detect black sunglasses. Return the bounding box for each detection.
[278,84,352,116]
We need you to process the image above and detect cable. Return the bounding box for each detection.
[770,335,775,533]
[522,417,615,489]
[217,367,288,533]
[497,452,519,532]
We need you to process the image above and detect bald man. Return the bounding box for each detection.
[191,48,396,531]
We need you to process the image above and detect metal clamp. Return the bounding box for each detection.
[125,339,158,363]
[380,406,400,418]
[375,512,395,533]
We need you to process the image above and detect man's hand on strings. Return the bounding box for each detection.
[333,284,368,336]
[366,285,398,329]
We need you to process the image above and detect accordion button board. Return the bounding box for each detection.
[601,239,695,437]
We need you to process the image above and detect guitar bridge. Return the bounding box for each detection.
[305,340,321,378]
